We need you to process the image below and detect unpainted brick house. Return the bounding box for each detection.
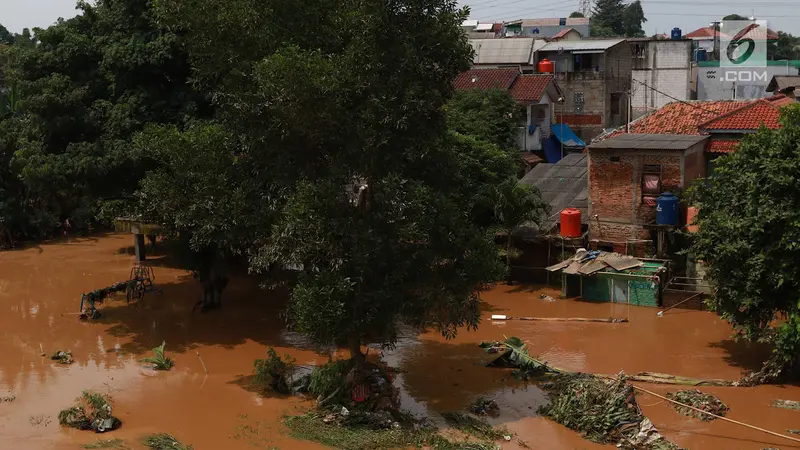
[587,134,709,255]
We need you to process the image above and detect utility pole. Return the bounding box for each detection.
[710,21,721,61]
[579,0,591,17]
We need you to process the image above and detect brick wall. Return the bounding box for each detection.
[588,149,684,251]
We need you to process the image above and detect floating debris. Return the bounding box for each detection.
[469,398,500,417]
[788,429,800,435]
[1,395,15,403]
[539,294,556,302]
[667,390,729,420]
[58,391,120,433]
[82,438,130,449]
[143,433,192,450]
[540,373,680,449]
[773,399,800,411]
[51,350,74,364]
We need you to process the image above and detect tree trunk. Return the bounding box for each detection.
[348,333,365,372]
[195,247,228,311]
[506,232,513,283]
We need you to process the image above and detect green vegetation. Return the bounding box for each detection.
[667,390,729,420]
[82,439,129,449]
[591,0,647,37]
[140,342,174,371]
[308,359,351,402]
[253,348,295,394]
[143,434,192,450]
[285,411,501,450]
[441,412,509,441]
[690,104,800,382]
[58,391,118,432]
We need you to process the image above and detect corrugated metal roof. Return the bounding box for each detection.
[471,38,536,64]
[519,152,588,231]
[539,39,625,53]
[590,133,708,150]
[475,23,494,31]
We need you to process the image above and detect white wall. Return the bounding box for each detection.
[697,65,800,100]
[631,41,692,118]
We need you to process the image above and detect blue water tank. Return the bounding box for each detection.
[671,27,682,40]
[656,192,679,226]
[695,48,708,62]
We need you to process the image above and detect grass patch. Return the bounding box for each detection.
[441,412,508,441]
[140,342,174,371]
[82,439,129,449]
[285,411,500,450]
[143,433,192,450]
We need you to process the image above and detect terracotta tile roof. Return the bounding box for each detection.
[626,100,749,135]
[552,27,576,40]
[510,74,553,102]
[685,26,727,39]
[453,68,519,91]
[699,99,784,131]
[707,139,739,153]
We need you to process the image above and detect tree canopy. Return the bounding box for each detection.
[0,23,13,45]
[690,105,800,380]
[722,14,748,21]
[569,12,585,18]
[134,0,511,362]
[771,31,800,61]
[0,0,205,242]
[592,0,647,37]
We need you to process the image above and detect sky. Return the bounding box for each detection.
[2,0,800,37]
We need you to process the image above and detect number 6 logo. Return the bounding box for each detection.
[726,33,756,65]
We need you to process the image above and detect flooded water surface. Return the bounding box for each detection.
[1,234,799,449]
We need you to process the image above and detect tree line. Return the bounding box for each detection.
[0,0,545,367]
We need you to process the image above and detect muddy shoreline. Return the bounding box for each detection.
[1,234,799,449]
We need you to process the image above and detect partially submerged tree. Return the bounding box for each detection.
[494,180,548,278]
[144,0,504,366]
[690,104,800,381]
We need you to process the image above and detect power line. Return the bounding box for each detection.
[630,78,727,115]
[468,0,579,16]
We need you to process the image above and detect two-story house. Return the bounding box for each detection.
[536,39,631,140]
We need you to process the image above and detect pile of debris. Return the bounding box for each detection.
[51,350,74,365]
[667,390,729,420]
[480,337,681,449]
[546,249,657,276]
[58,391,120,433]
[469,398,500,417]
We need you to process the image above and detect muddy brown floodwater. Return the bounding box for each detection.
[1,234,799,450]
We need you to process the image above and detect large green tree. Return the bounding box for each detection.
[446,88,520,153]
[622,0,647,38]
[1,0,205,237]
[771,31,800,61]
[139,0,505,365]
[591,0,626,36]
[690,105,800,381]
[0,23,13,45]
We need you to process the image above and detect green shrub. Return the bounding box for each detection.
[253,348,295,394]
[140,342,174,371]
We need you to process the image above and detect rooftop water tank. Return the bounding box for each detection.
[560,208,582,238]
[656,192,679,226]
[538,58,554,74]
[671,27,682,40]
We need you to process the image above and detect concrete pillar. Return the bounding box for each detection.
[134,234,146,262]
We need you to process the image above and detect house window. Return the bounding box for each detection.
[642,164,662,206]
[633,43,646,59]
[573,92,584,114]
[574,54,593,71]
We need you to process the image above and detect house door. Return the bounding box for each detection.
[612,279,628,303]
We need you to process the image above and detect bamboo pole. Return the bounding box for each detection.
[515,316,628,323]
[196,351,208,374]
[633,384,800,444]
[658,292,703,317]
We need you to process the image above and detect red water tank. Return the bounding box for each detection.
[560,208,581,238]
[538,58,555,74]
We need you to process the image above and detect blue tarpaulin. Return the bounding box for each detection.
[551,124,586,148]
